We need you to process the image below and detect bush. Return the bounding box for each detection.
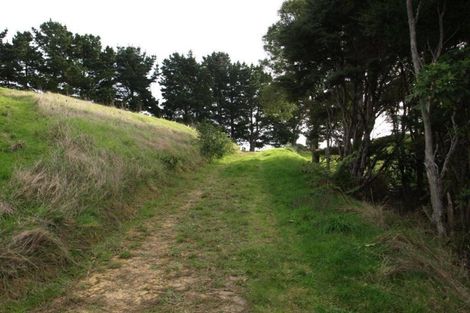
[196,122,235,160]
[332,153,359,191]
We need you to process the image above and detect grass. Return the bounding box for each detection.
[0,87,203,310]
[1,87,468,312]
[0,92,49,185]
[151,148,469,313]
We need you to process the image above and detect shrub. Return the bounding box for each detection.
[332,153,359,191]
[196,122,235,160]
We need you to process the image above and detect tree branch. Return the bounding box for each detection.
[440,111,458,180]
[433,0,446,62]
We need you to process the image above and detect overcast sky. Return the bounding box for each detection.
[2,0,284,64]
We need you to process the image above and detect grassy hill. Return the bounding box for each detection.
[0,88,203,304]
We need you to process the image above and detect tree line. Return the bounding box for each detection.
[0,21,298,151]
[159,51,300,150]
[264,0,470,252]
[0,21,158,113]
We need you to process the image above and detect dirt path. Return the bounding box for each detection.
[37,167,248,313]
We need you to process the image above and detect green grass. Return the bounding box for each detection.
[159,149,467,313]
[0,91,50,184]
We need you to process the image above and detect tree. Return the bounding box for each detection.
[93,46,117,105]
[160,52,210,123]
[33,21,77,93]
[260,82,301,148]
[242,65,271,151]
[406,0,470,237]
[202,52,232,126]
[115,46,158,112]
[8,31,43,89]
[0,29,17,87]
[72,33,104,100]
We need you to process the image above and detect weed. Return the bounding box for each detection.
[118,251,132,259]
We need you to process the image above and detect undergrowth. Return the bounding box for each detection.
[302,159,470,310]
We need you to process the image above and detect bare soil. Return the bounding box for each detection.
[36,184,248,313]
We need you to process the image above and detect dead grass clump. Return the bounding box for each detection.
[13,123,133,215]
[0,248,31,282]
[0,201,15,216]
[378,232,470,305]
[356,203,387,227]
[11,228,71,263]
[0,228,71,295]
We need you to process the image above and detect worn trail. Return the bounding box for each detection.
[37,161,249,313]
[32,150,458,313]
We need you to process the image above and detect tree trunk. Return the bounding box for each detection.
[310,126,320,163]
[422,102,446,236]
[325,107,332,171]
[406,0,446,237]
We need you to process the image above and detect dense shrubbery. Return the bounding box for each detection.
[196,122,235,160]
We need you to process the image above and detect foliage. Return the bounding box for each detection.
[331,153,360,191]
[264,0,470,245]
[413,47,470,109]
[196,122,235,160]
[160,52,210,123]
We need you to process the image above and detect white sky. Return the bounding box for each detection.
[1,0,284,65]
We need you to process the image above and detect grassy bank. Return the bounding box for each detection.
[0,88,203,308]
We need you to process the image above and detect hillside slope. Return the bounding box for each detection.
[0,88,203,304]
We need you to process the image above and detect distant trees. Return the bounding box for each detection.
[0,21,294,150]
[115,46,158,113]
[0,20,158,113]
[159,52,291,151]
[160,52,210,123]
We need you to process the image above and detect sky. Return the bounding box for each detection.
[1,0,284,66]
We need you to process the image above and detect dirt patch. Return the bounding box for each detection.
[36,188,248,313]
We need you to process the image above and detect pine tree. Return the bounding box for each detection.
[115,46,158,112]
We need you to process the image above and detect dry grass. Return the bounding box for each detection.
[2,89,195,137]
[12,123,133,214]
[377,231,470,306]
[0,89,203,301]
[35,91,195,136]
[353,202,387,227]
[0,201,14,215]
[337,196,470,307]
[0,227,71,296]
